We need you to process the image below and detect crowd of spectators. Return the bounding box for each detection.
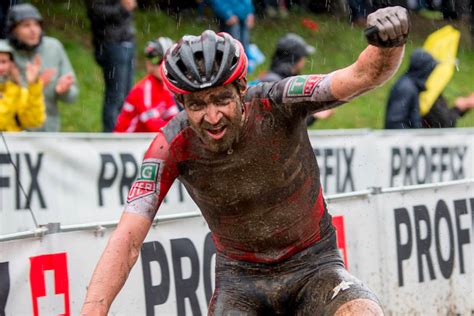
[0,1,472,133]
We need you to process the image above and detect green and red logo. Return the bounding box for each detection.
[286,75,323,97]
[127,162,160,202]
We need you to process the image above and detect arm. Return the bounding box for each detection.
[17,81,46,129]
[114,99,138,133]
[331,6,408,101]
[330,45,404,101]
[0,81,22,131]
[81,213,152,315]
[81,132,178,314]
[56,42,79,104]
[265,6,409,117]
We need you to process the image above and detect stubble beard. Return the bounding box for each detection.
[192,104,243,154]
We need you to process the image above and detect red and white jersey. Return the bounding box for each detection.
[114,74,180,133]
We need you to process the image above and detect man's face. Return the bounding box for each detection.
[182,84,245,153]
[13,19,42,47]
[0,53,13,77]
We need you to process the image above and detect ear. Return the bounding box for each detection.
[236,78,247,95]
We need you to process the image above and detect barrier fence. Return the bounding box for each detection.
[1,180,472,315]
[1,128,473,235]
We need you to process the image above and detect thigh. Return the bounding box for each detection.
[208,284,262,316]
[295,254,381,315]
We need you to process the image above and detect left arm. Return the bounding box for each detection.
[265,6,409,117]
[56,42,79,103]
[331,45,404,101]
[331,6,408,101]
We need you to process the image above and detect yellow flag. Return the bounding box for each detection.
[419,25,460,115]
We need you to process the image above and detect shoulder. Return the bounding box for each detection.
[41,36,65,50]
[160,111,190,144]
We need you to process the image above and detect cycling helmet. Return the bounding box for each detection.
[145,37,174,64]
[160,30,248,94]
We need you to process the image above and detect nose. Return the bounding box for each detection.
[204,104,223,125]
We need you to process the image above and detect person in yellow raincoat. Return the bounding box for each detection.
[0,39,45,131]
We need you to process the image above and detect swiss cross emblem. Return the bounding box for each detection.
[29,253,70,316]
[286,75,323,97]
[127,161,160,202]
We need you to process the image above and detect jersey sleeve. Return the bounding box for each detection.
[266,73,345,117]
[123,132,178,221]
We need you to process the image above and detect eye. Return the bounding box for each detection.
[216,98,232,106]
[187,103,205,111]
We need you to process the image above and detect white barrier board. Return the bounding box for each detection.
[1,129,473,234]
[1,181,472,315]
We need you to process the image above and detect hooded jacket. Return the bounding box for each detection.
[385,49,438,129]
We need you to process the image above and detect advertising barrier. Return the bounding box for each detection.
[1,180,472,315]
[1,129,473,235]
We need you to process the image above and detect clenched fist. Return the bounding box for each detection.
[365,6,409,48]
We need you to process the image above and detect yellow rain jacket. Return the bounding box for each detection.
[0,80,45,131]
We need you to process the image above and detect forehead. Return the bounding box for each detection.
[0,52,11,60]
[16,18,41,28]
[183,84,237,102]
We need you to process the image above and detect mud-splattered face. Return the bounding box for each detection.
[183,84,245,153]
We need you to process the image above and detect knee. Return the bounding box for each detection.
[334,298,383,316]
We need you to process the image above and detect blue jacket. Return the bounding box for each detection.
[385,49,438,129]
[206,0,254,22]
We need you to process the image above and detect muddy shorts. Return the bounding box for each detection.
[208,232,380,315]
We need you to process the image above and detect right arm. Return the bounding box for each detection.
[81,132,178,315]
[81,213,152,315]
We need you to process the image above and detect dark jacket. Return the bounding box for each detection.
[422,95,465,128]
[385,49,438,129]
[85,0,134,46]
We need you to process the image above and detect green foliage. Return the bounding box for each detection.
[36,2,473,131]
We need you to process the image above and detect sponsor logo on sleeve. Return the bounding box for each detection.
[286,75,323,97]
[127,160,161,202]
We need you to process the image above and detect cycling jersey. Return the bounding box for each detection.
[124,73,343,263]
[114,74,180,133]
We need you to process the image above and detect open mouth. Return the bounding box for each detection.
[205,126,227,140]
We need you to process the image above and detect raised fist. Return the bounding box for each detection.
[365,6,409,48]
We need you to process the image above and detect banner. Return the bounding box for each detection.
[1,180,472,315]
[1,129,473,235]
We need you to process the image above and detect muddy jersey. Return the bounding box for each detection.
[124,74,343,263]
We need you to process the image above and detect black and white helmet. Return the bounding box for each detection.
[160,30,248,94]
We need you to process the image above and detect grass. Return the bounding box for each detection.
[34,1,474,131]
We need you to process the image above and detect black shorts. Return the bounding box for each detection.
[208,233,380,315]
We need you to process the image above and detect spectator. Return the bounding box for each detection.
[85,0,136,132]
[0,1,19,39]
[385,48,473,129]
[114,37,180,133]
[261,33,334,125]
[206,0,255,53]
[7,3,78,132]
[0,39,45,131]
[422,93,474,128]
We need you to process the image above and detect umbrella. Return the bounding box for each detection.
[419,25,460,116]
